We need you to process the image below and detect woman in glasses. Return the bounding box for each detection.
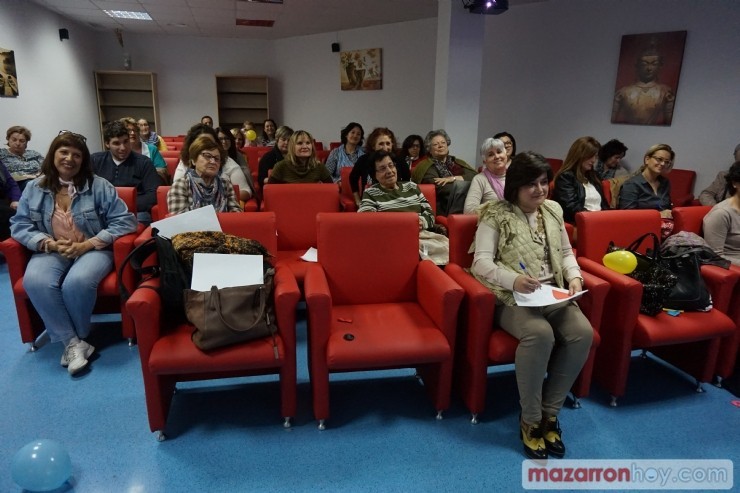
[618,144,674,237]
[618,144,673,213]
[167,135,242,215]
[494,131,516,168]
[10,131,137,375]
[172,123,252,202]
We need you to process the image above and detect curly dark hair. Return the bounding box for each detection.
[340,122,364,147]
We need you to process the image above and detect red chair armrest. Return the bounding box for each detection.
[274,265,300,345]
[304,263,332,345]
[125,278,163,359]
[577,270,610,331]
[340,196,357,212]
[445,263,495,364]
[0,237,31,285]
[700,265,740,314]
[417,260,464,344]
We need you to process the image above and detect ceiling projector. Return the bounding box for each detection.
[463,0,509,15]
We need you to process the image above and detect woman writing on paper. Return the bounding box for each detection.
[470,151,591,461]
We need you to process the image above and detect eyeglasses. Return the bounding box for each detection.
[376,163,396,174]
[200,152,221,164]
[58,130,87,143]
[651,156,672,166]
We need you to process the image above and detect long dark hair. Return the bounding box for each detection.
[503,151,552,204]
[39,132,93,192]
[340,122,364,147]
[216,126,238,162]
[400,134,425,161]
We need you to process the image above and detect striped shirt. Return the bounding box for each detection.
[358,181,435,230]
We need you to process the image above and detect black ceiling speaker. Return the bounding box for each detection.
[463,0,509,15]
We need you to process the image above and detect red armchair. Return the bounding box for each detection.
[339,166,359,212]
[444,214,609,422]
[672,205,740,384]
[125,212,300,440]
[0,187,140,349]
[575,209,737,405]
[304,213,464,429]
[667,168,697,206]
[151,184,256,221]
[262,183,342,288]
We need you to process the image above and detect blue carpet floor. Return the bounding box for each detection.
[0,261,737,492]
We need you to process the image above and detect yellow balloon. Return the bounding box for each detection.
[603,250,638,274]
[245,129,257,142]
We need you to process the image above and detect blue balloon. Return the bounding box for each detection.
[11,439,72,492]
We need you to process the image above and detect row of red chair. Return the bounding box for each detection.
[3,189,736,439]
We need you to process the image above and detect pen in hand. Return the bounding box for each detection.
[519,260,541,292]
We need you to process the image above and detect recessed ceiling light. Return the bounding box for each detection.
[103,10,153,21]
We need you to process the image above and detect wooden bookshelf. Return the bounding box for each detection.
[216,76,269,131]
[94,71,159,145]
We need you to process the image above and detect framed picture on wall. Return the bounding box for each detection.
[0,47,19,97]
[340,48,382,91]
[611,31,687,126]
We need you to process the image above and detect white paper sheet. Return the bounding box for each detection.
[150,205,221,239]
[190,253,264,291]
[513,285,587,307]
[301,247,318,262]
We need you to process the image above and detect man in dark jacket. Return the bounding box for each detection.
[92,121,161,223]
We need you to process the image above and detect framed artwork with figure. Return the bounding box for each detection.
[0,48,19,97]
[611,31,687,126]
[340,48,382,91]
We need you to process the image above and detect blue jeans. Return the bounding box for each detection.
[23,250,114,343]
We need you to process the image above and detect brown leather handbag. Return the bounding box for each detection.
[185,268,278,355]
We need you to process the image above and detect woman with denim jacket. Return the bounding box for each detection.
[10,131,137,376]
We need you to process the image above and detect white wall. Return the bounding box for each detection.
[89,18,438,148]
[272,18,437,146]
[0,0,100,150]
[478,0,740,191]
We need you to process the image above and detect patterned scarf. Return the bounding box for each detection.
[59,178,77,199]
[431,155,455,178]
[186,168,227,212]
[482,168,505,199]
[144,131,159,146]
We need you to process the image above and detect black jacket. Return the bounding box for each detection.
[553,170,609,223]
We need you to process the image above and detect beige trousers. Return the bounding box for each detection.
[494,300,593,425]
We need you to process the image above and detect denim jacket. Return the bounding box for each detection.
[10,176,137,251]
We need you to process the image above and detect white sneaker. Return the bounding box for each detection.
[61,341,95,375]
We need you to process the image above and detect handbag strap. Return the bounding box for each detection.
[209,285,268,333]
[627,232,661,261]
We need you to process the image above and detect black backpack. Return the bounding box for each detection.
[118,228,190,317]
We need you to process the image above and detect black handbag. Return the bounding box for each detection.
[660,248,712,312]
[607,233,678,316]
[185,268,279,354]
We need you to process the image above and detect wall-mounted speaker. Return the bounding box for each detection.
[331,43,340,53]
[59,28,69,41]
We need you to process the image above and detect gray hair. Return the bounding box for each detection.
[424,129,451,153]
[480,138,505,158]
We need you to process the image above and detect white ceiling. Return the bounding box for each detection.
[29,0,442,40]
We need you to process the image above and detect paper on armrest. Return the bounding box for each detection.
[513,284,587,307]
[191,253,264,291]
[301,247,318,262]
[150,205,221,239]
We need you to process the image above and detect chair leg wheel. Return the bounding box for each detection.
[155,431,166,442]
[609,396,618,407]
[318,420,326,431]
[128,338,135,347]
[571,396,582,409]
[695,381,705,393]
[29,344,38,352]
[470,414,478,425]
[714,376,723,388]
[283,417,292,429]
[435,411,443,420]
